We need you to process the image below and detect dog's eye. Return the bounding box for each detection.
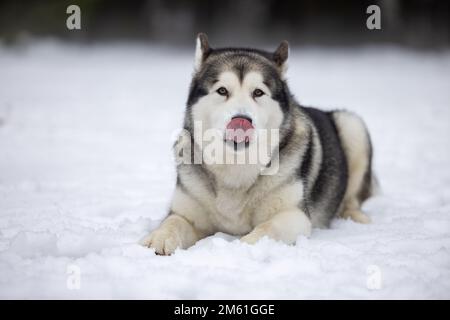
[217,87,228,96]
[253,89,265,98]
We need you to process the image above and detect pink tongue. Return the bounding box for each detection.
[226,117,254,143]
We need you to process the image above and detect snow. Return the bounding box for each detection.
[0,40,449,299]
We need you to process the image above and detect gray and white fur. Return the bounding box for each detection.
[142,33,375,255]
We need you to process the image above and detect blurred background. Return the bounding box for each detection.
[1,0,450,299]
[0,0,449,48]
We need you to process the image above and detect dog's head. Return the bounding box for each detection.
[183,33,291,168]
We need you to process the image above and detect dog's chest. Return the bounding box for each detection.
[209,188,254,235]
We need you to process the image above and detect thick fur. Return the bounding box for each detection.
[142,34,375,255]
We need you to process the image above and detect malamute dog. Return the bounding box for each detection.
[142,33,375,255]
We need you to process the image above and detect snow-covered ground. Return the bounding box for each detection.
[0,41,449,299]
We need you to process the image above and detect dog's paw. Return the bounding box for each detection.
[240,223,273,245]
[240,231,264,245]
[140,229,182,255]
[343,209,371,224]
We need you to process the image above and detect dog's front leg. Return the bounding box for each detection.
[241,208,311,245]
[141,214,200,255]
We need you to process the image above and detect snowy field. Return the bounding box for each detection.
[0,41,449,299]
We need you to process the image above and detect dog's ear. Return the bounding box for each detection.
[194,33,211,71]
[273,40,289,75]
